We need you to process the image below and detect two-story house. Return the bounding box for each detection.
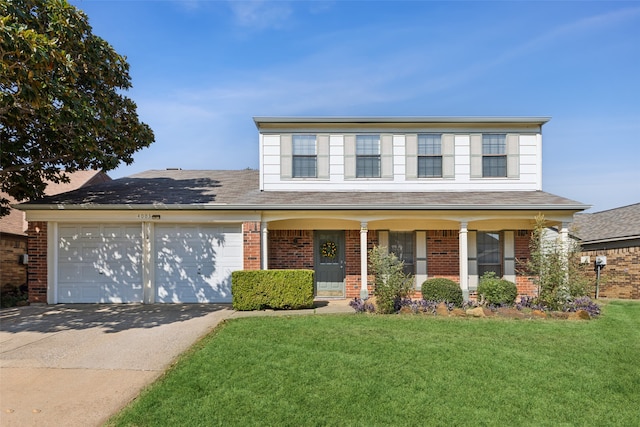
[19,117,588,304]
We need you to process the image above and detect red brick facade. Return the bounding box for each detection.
[243,221,261,270]
[268,230,314,269]
[344,230,378,299]
[427,230,459,277]
[27,221,48,303]
[583,246,640,299]
[267,228,536,300]
[515,230,537,297]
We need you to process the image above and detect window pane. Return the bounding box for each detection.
[477,232,501,277]
[356,135,380,177]
[389,231,414,275]
[418,156,443,178]
[418,134,441,155]
[482,156,507,177]
[356,135,380,155]
[293,156,316,177]
[482,134,506,155]
[293,135,316,155]
[356,156,380,178]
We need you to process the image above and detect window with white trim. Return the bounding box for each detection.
[292,135,317,178]
[356,134,381,178]
[482,134,507,177]
[417,134,442,178]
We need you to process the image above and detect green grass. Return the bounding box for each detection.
[107,300,640,426]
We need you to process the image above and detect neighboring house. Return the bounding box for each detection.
[572,203,640,299]
[1,171,111,293]
[18,117,588,304]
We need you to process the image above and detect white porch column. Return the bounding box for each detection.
[560,221,570,279]
[261,222,269,270]
[360,222,369,299]
[459,222,469,300]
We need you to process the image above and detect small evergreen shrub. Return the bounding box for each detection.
[369,246,414,314]
[477,272,517,306]
[421,278,463,307]
[231,270,314,311]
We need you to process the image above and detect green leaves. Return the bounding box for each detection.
[0,0,154,216]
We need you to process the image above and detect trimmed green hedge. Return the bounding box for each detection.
[421,278,463,307]
[477,275,518,306]
[231,270,315,311]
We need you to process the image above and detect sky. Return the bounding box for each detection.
[70,0,640,213]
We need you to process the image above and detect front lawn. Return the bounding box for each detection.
[107,300,640,426]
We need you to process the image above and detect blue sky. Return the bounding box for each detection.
[71,0,639,213]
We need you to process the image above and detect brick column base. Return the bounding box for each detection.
[27,221,48,303]
[243,221,261,270]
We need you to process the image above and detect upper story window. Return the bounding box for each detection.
[356,135,381,178]
[482,134,507,177]
[292,135,317,178]
[417,134,442,178]
[280,134,329,180]
[406,133,453,180]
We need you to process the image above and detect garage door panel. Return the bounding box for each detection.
[155,224,241,303]
[57,224,142,303]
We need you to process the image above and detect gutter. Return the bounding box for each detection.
[16,203,590,211]
[253,116,552,128]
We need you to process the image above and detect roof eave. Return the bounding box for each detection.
[16,203,589,211]
[253,116,552,128]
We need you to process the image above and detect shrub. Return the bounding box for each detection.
[421,278,463,307]
[521,214,593,309]
[231,270,314,311]
[477,272,518,306]
[369,246,415,314]
[0,284,28,308]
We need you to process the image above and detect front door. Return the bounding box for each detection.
[315,231,345,297]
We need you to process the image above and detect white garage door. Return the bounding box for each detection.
[58,224,143,303]
[154,224,242,303]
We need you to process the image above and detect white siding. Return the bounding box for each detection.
[261,131,542,192]
[393,134,406,182]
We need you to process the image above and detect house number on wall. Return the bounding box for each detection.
[136,214,161,220]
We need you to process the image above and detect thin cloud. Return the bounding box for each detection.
[227,0,294,30]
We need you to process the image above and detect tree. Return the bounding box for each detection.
[0,0,154,216]
[522,214,592,309]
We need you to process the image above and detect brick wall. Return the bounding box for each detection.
[268,230,314,269]
[1,234,27,289]
[515,230,537,297]
[262,227,537,300]
[427,230,459,277]
[242,221,261,270]
[345,230,378,299]
[27,221,47,303]
[583,246,640,299]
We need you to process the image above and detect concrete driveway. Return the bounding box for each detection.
[0,304,234,427]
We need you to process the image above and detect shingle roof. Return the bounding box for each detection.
[18,169,587,211]
[2,171,111,236]
[572,203,640,244]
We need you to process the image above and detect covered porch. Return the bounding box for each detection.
[252,210,575,300]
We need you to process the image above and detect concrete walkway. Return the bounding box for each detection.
[0,300,352,427]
